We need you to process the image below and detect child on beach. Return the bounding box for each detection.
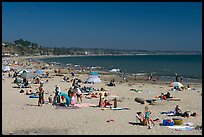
[67,87,73,98]
[76,86,82,103]
[53,85,61,105]
[48,95,53,103]
[144,106,153,129]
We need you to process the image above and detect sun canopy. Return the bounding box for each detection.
[170,82,184,88]
[34,70,44,75]
[21,71,35,79]
[86,75,101,83]
[2,65,10,72]
[17,69,30,75]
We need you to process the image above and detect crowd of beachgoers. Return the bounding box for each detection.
[2,56,202,135]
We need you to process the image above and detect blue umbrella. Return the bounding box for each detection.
[35,70,44,75]
[90,71,99,76]
[21,71,35,79]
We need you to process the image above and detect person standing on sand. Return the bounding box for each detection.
[2,74,5,83]
[76,85,82,103]
[67,87,73,98]
[53,85,60,105]
[144,106,152,129]
[100,89,106,100]
[37,83,45,106]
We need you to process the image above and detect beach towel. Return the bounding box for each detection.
[55,105,80,110]
[29,95,39,98]
[111,107,130,110]
[74,103,96,108]
[167,98,181,101]
[160,111,175,116]
[101,107,130,110]
[166,126,194,131]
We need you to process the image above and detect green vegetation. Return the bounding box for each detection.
[2,39,201,57]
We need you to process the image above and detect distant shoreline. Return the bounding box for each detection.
[2,53,202,60]
[3,54,202,83]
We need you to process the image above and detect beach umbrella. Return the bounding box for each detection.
[2,65,10,72]
[21,71,35,79]
[86,75,101,83]
[172,82,183,88]
[34,70,44,75]
[26,68,35,73]
[17,69,30,75]
[90,71,99,76]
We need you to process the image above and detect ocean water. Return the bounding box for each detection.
[40,55,202,81]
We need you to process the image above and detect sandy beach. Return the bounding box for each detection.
[2,57,202,135]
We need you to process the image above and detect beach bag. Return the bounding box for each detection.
[135,97,145,104]
[19,90,24,93]
[163,119,174,126]
[173,118,183,125]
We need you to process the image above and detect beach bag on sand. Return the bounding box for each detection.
[19,89,24,93]
[135,97,145,104]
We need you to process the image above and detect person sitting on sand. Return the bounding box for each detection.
[108,79,116,86]
[62,76,68,82]
[174,105,183,116]
[48,95,53,103]
[91,93,98,98]
[174,105,190,118]
[136,112,146,125]
[136,112,157,126]
[102,99,112,107]
[159,92,173,100]
[187,84,191,90]
[164,92,173,99]
[34,75,40,84]
[26,89,34,95]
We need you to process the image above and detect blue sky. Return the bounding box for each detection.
[2,2,202,51]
